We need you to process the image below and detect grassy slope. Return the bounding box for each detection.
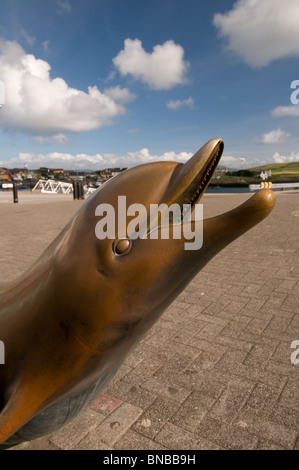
[249,161,299,176]
[210,161,299,186]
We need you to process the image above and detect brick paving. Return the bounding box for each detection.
[0,190,298,450]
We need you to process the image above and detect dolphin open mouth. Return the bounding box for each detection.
[160,138,224,224]
[133,137,274,242]
[143,138,224,236]
[178,139,224,208]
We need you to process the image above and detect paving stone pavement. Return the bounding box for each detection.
[0,191,298,450]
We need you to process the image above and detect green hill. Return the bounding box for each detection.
[249,161,299,176]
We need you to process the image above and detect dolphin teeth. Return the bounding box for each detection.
[185,159,218,210]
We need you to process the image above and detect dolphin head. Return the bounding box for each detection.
[0,138,276,448]
[51,138,275,356]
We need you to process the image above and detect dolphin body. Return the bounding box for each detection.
[0,138,275,448]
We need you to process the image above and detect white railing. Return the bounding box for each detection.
[32,179,99,196]
[32,179,73,194]
[249,182,299,191]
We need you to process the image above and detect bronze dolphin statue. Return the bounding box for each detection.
[0,138,275,448]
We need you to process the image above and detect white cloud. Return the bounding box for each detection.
[0,79,4,106]
[56,0,71,14]
[104,86,136,103]
[4,148,193,170]
[2,148,252,170]
[2,145,253,170]
[260,128,291,144]
[213,0,299,67]
[272,105,299,118]
[221,155,246,168]
[33,133,70,146]
[0,39,133,137]
[113,38,189,90]
[272,151,299,164]
[42,40,50,53]
[105,70,116,82]
[166,97,194,111]
[20,29,36,47]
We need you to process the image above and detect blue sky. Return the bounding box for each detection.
[0,0,299,170]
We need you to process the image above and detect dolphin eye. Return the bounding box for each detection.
[112,238,132,256]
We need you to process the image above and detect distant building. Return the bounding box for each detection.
[53,169,65,179]
[260,170,272,180]
[0,168,11,181]
[13,172,24,181]
[0,166,127,184]
[214,167,228,177]
[100,167,127,180]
